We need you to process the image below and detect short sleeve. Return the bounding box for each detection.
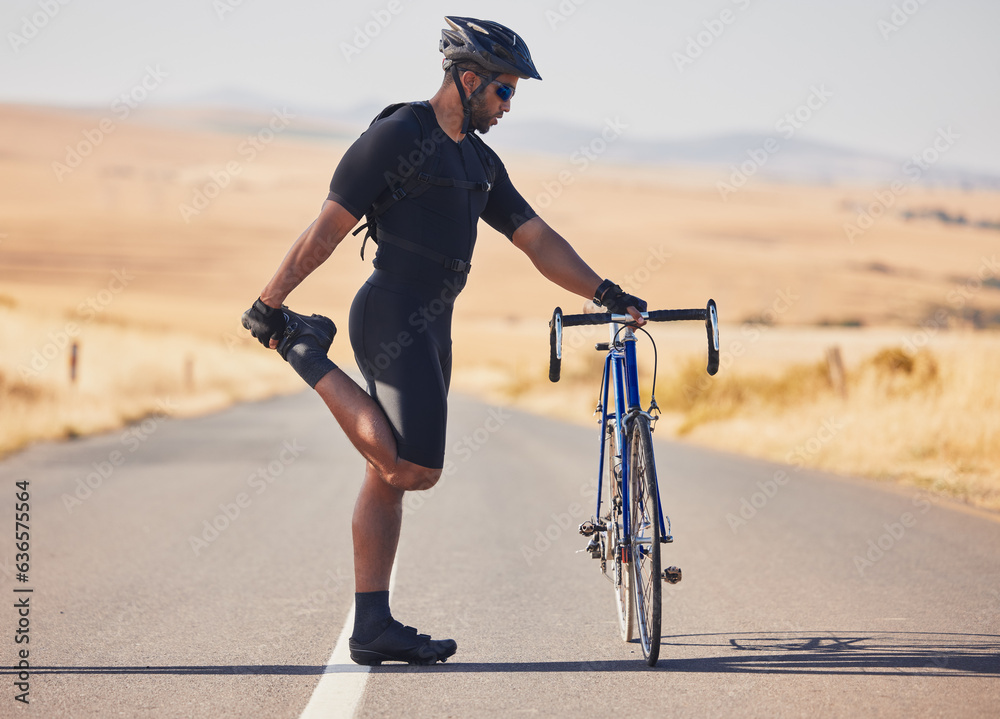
[327,108,423,220]
[479,150,537,240]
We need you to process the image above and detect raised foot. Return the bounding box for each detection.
[275,307,337,360]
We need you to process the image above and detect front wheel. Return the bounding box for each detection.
[603,419,634,642]
[629,415,662,666]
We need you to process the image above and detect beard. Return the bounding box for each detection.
[466,91,497,134]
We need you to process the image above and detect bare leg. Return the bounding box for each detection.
[352,463,403,592]
[312,367,440,591]
[312,367,440,491]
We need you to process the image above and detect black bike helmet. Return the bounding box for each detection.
[439,16,541,134]
[440,16,542,81]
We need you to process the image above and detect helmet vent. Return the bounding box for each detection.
[440,16,542,81]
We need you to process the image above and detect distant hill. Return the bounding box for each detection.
[483,120,1000,190]
[150,91,1000,190]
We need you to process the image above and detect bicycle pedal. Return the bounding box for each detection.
[661,535,673,544]
[663,566,682,584]
[578,521,606,537]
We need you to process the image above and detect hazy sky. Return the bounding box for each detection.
[3,0,999,173]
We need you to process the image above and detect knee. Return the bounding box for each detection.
[386,465,442,492]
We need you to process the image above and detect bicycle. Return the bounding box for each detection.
[547,300,719,666]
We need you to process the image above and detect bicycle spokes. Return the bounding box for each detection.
[629,416,661,666]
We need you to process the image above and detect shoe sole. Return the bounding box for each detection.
[349,648,455,666]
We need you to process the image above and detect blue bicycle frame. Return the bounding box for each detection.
[594,326,667,558]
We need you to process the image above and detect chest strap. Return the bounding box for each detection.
[376,229,472,273]
[351,174,491,260]
[417,173,492,192]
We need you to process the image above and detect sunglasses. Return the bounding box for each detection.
[476,74,516,102]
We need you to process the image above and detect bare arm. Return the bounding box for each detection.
[511,217,601,298]
[511,216,644,324]
[259,199,360,308]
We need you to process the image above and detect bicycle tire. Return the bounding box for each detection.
[629,415,661,666]
[604,419,634,642]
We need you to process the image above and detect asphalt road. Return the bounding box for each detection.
[0,389,998,718]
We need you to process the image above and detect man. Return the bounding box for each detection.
[242,16,646,665]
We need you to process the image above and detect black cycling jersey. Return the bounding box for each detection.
[330,103,537,469]
[328,103,536,283]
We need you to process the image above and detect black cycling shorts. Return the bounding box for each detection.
[349,269,465,469]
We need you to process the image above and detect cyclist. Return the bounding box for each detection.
[242,16,646,665]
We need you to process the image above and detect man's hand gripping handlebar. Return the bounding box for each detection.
[548,300,720,382]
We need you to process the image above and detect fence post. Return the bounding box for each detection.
[825,345,846,398]
[70,341,79,384]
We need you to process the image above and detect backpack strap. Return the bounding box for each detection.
[416,172,491,191]
[351,102,438,258]
[464,132,498,189]
[375,229,471,273]
[351,101,495,267]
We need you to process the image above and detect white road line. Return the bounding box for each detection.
[299,567,397,719]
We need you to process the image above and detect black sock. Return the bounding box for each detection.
[285,335,336,388]
[352,591,393,644]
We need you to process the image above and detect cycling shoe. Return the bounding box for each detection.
[275,307,337,361]
[349,620,457,666]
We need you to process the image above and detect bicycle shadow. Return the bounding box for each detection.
[647,630,1000,676]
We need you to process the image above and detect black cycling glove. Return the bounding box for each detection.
[594,279,647,315]
[241,298,287,348]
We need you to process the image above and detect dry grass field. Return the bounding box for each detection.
[1,104,998,509]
